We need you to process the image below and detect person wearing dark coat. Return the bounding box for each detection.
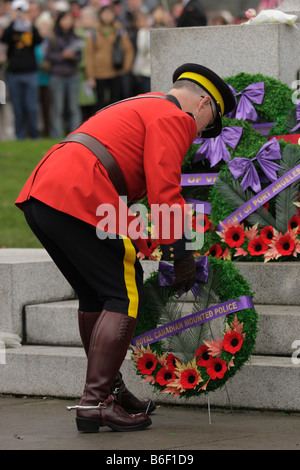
[45,11,82,137]
[176,0,207,27]
[1,0,42,139]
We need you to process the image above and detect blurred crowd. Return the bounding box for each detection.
[0,0,283,140]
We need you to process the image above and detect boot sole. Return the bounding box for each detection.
[76,416,152,433]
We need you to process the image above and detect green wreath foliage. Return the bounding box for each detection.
[132,257,259,398]
[180,72,300,259]
[224,72,293,127]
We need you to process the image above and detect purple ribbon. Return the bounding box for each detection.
[185,198,211,215]
[131,295,254,348]
[181,173,218,186]
[228,139,283,193]
[252,122,275,136]
[217,163,300,231]
[193,127,243,167]
[291,100,300,133]
[226,82,265,122]
[158,256,209,297]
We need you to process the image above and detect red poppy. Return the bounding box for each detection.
[288,216,300,234]
[248,237,268,256]
[206,357,227,380]
[208,244,223,258]
[179,368,199,389]
[137,353,157,375]
[224,226,245,248]
[192,214,210,233]
[195,345,212,367]
[223,330,244,354]
[275,233,295,256]
[260,226,274,244]
[156,367,176,386]
[166,353,181,371]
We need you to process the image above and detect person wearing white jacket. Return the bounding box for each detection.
[131,12,151,94]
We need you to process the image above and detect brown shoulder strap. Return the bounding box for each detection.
[61,132,128,197]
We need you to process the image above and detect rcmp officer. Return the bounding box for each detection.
[15,63,235,433]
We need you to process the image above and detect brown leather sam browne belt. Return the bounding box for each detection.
[61,132,128,197]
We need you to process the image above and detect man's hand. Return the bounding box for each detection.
[172,253,196,293]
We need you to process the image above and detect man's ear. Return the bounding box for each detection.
[198,95,210,112]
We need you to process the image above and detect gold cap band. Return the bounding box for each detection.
[178,71,225,114]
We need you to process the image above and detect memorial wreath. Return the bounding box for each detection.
[131,73,299,396]
[131,257,258,398]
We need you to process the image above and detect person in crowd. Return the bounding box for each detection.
[111,0,126,26]
[207,10,233,26]
[232,12,248,24]
[176,0,207,27]
[1,0,42,139]
[0,14,15,140]
[75,5,97,120]
[69,0,82,20]
[119,0,148,98]
[28,0,42,23]
[48,0,72,23]
[257,0,284,11]
[45,10,82,137]
[85,3,134,110]
[87,0,102,13]
[131,11,150,94]
[35,10,54,137]
[171,2,183,26]
[151,5,166,27]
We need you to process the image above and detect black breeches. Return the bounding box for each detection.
[22,198,145,317]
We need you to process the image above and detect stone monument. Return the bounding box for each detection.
[279,0,300,17]
[150,0,300,92]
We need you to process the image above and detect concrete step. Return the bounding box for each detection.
[1,345,300,412]
[25,300,80,346]
[24,300,300,356]
[0,249,76,337]
[24,299,222,346]
[255,304,300,356]
[2,249,300,341]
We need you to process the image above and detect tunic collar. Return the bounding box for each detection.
[166,94,182,110]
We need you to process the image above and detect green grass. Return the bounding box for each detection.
[0,139,59,248]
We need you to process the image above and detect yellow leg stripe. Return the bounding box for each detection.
[122,237,139,318]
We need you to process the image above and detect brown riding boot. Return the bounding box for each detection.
[78,310,100,356]
[69,310,152,432]
[78,310,156,415]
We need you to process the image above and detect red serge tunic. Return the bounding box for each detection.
[15,93,197,259]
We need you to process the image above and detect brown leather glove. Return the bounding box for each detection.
[172,253,196,293]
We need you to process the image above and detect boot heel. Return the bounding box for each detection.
[76,417,102,433]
